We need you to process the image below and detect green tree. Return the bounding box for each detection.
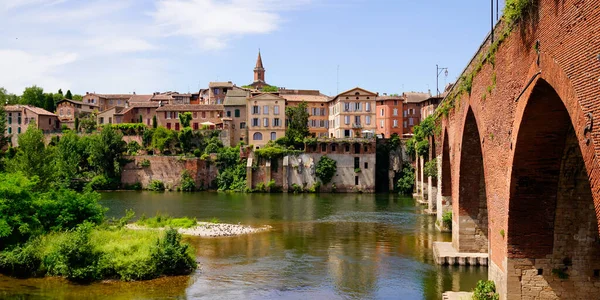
[43,93,55,112]
[79,114,97,133]
[139,114,143,123]
[74,117,80,132]
[178,127,193,153]
[65,90,73,100]
[285,101,310,147]
[152,115,157,129]
[54,131,84,187]
[72,94,83,101]
[20,86,45,108]
[87,125,126,181]
[152,127,176,154]
[8,125,54,189]
[0,105,8,150]
[58,89,63,96]
[316,156,337,185]
[0,173,40,247]
[260,85,278,92]
[178,112,192,128]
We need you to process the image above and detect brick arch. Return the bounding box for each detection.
[441,128,452,197]
[453,106,489,253]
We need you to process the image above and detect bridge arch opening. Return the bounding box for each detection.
[454,107,488,253]
[441,129,451,198]
[507,79,600,298]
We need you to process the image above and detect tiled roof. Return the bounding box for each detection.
[403,92,431,103]
[280,94,330,103]
[209,81,234,88]
[129,102,160,108]
[223,89,248,106]
[376,95,404,101]
[128,94,153,102]
[95,94,133,100]
[156,104,224,112]
[151,94,173,100]
[5,105,57,116]
[57,99,99,107]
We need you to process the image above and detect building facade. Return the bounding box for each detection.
[223,89,249,146]
[208,82,234,105]
[375,95,404,138]
[4,105,58,146]
[280,90,330,138]
[82,93,131,111]
[156,104,224,131]
[247,93,285,148]
[328,87,377,139]
[402,92,429,136]
[56,99,99,128]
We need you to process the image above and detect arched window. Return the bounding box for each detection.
[253,132,263,140]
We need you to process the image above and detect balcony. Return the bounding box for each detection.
[352,123,363,129]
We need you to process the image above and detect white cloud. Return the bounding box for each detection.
[152,0,311,50]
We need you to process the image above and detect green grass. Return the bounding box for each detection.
[1,226,197,282]
[135,213,197,229]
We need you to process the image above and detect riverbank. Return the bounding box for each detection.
[126,222,271,237]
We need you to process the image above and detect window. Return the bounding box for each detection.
[273,118,281,127]
[321,143,327,152]
[354,102,361,111]
[355,176,359,186]
[193,112,197,119]
[147,108,151,114]
[404,121,407,128]
[364,162,368,169]
[175,123,180,131]
[7,127,11,134]
[393,120,398,128]
[252,118,259,127]
[365,116,371,125]
[240,122,246,129]
[344,116,350,125]
[7,113,11,124]
[394,100,398,106]
[365,102,371,112]
[263,118,269,127]
[344,130,351,138]
[235,109,240,118]
[355,116,361,125]
[253,132,263,140]
[202,111,206,118]
[409,118,414,126]
[403,110,407,117]
[17,113,21,124]
[194,123,198,130]
[344,102,350,112]
[167,123,171,129]
[380,120,384,128]
[17,127,21,134]
[252,106,260,114]
[270,132,276,140]
[214,88,220,95]
[393,108,398,116]
[263,105,269,115]
[274,106,279,115]
[380,108,384,117]
[226,111,232,117]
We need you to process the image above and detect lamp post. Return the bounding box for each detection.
[436,64,448,97]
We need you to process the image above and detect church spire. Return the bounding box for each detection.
[255,49,264,70]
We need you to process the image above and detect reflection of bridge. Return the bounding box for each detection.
[414,1,600,299]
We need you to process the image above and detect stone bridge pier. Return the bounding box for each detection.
[430,1,600,299]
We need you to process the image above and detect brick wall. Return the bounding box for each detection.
[121,156,217,190]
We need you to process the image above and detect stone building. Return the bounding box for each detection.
[55,99,99,129]
[156,104,224,130]
[4,105,59,146]
[328,87,377,139]
[116,102,161,126]
[375,95,404,138]
[247,93,286,148]
[223,88,249,146]
[280,89,330,138]
[82,93,131,111]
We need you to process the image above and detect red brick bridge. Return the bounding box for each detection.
[415,1,600,299]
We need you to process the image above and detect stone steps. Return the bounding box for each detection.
[441,291,473,300]
[433,242,488,266]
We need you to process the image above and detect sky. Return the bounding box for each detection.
[0,0,506,97]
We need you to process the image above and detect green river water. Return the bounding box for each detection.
[0,192,486,299]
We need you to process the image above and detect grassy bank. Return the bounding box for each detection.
[0,224,196,282]
[136,214,198,229]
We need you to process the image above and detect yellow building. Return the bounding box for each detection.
[247,93,286,149]
[328,87,377,139]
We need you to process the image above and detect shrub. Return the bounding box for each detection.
[135,214,197,229]
[290,183,303,193]
[152,228,197,276]
[140,159,151,167]
[307,181,321,193]
[127,141,142,155]
[316,156,337,185]
[58,223,101,283]
[396,163,415,195]
[180,170,196,192]
[266,179,281,193]
[0,240,42,277]
[442,211,452,230]
[88,174,119,190]
[254,182,267,193]
[148,180,165,192]
[472,280,499,300]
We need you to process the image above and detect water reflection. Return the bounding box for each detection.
[0,192,486,299]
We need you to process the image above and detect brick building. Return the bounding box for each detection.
[247,51,268,90]
[156,104,224,131]
[247,93,285,148]
[56,99,99,129]
[328,87,377,139]
[402,92,429,137]
[280,89,330,138]
[419,95,442,120]
[375,95,404,138]
[82,93,131,111]
[4,105,58,146]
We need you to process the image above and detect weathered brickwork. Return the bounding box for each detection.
[435,1,600,299]
[122,156,217,190]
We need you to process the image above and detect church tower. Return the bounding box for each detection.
[253,50,265,83]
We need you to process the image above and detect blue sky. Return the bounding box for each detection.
[0,0,505,96]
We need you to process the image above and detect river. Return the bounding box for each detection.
[0,192,486,299]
